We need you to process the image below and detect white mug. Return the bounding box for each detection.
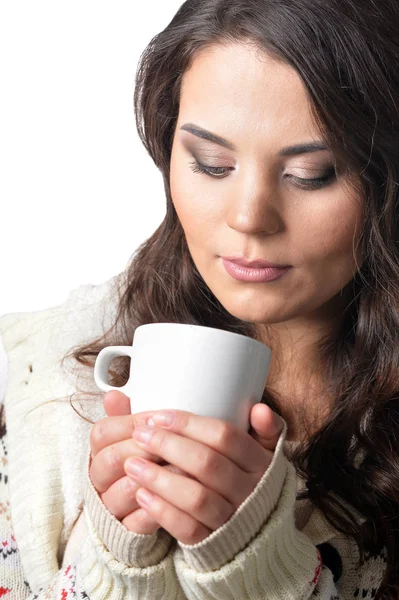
[94,323,272,430]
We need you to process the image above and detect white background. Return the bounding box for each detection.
[0,1,182,314]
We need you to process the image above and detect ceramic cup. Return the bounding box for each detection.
[94,323,272,430]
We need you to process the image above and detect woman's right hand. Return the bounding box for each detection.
[89,390,165,534]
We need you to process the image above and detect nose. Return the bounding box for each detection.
[225,166,283,235]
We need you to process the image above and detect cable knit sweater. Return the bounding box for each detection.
[0,274,389,599]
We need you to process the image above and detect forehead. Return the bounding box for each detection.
[179,43,321,147]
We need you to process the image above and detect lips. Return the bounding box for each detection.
[221,256,291,268]
[221,258,291,283]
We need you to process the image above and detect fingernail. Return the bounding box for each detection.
[146,411,174,427]
[126,458,147,477]
[133,427,153,444]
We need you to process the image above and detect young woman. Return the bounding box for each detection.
[0,0,398,598]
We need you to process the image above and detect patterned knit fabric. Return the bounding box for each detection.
[0,402,82,599]
[0,404,29,598]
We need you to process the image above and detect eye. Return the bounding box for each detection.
[189,159,232,179]
[288,166,337,190]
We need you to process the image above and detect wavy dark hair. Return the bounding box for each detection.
[62,0,399,597]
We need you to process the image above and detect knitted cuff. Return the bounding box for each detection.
[177,421,289,571]
[83,445,172,568]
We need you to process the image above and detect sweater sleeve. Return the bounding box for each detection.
[83,444,172,568]
[172,421,342,599]
[74,443,185,598]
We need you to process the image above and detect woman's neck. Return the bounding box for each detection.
[256,311,340,443]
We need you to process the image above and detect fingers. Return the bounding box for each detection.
[132,425,255,506]
[121,507,160,535]
[90,437,162,493]
[249,404,285,450]
[90,410,165,458]
[90,408,176,458]
[103,390,131,417]
[90,415,137,458]
[101,475,141,520]
[100,464,187,521]
[91,395,283,542]
[145,410,272,473]
[135,487,211,545]
[125,458,234,530]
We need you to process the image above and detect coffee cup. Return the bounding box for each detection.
[94,323,272,430]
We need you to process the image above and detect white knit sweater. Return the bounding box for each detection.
[0,274,388,598]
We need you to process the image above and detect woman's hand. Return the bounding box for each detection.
[124,404,284,545]
[89,391,179,534]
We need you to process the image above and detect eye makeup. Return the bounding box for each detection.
[180,129,337,191]
[188,157,337,191]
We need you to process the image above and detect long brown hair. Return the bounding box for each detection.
[62,1,399,596]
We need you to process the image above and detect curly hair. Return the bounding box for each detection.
[62,1,399,597]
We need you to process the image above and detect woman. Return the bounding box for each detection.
[0,0,398,597]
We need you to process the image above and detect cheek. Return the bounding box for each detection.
[170,159,222,245]
[297,194,364,275]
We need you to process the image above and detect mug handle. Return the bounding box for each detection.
[94,346,134,395]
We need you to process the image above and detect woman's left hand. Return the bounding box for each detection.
[124,403,284,545]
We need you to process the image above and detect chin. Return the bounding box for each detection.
[218,302,286,326]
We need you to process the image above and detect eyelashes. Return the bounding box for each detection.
[188,159,337,191]
[189,160,233,178]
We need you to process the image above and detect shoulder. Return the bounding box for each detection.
[0,273,123,415]
[0,273,122,357]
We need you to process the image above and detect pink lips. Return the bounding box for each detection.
[221,256,291,268]
[221,258,291,283]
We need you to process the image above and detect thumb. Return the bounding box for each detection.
[103,390,131,417]
[249,403,285,451]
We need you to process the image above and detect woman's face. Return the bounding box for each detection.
[170,43,364,328]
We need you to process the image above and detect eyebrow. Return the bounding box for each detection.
[180,123,329,155]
